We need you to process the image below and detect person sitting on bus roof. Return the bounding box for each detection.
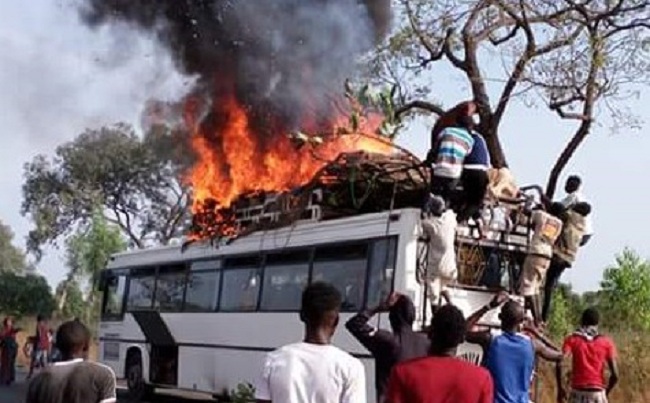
[385,304,494,403]
[345,292,430,402]
[25,320,117,403]
[254,282,367,403]
[421,208,458,312]
[541,201,591,323]
[518,202,563,325]
[426,103,477,205]
[465,293,563,403]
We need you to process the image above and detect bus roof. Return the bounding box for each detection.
[106,208,421,270]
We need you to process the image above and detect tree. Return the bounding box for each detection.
[58,213,127,324]
[0,220,27,272]
[55,279,86,321]
[369,0,649,197]
[0,272,55,318]
[600,248,650,331]
[21,123,192,259]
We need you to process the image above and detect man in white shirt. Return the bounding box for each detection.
[254,282,367,403]
[560,175,594,245]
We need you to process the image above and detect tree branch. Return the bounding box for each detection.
[395,100,445,119]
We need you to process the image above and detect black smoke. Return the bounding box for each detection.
[79,0,392,131]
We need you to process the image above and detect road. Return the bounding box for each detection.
[0,372,215,403]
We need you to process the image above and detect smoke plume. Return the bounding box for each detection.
[79,0,392,130]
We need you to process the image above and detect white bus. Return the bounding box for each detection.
[97,207,526,402]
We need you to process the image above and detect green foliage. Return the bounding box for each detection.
[343,81,404,139]
[21,123,191,258]
[55,280,86,320]
[0,220,27,273]
[230,383,255,403]
[600,249,650,331]
[0,272,55,318]
[547,289,574,339]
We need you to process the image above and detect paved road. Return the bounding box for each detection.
[0,372,215,403]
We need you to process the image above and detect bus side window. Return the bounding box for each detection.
[220,268,261,311]
[185,261,221,312]
[312,244,368,311]
[260,252,310,311]
[103,275,127,319]
[367,237,397,308]
[154,265,186,312]
[127,269,156,311]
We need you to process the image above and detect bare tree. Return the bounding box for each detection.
[368,0,649,197]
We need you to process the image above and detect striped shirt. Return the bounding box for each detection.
[433,127,475,178]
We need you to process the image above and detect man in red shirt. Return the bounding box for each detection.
[385,305,493,403]
[559,308,619,403]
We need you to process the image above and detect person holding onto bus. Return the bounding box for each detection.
[466,294,563,403]
[557,308,618,403]
[541,202,591,322]
[421,204,458,312]
[25,320,117,403]
[560,175,594,246]
[345,292,430,401]
[519,203,563,325]
[385,304,493,403]
[254,282,367,403]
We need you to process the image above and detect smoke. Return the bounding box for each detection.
[79,0,392,130]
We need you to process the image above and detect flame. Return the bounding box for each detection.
[185,92,392,238]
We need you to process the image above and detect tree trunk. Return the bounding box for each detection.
[545,122,591,199]
[479,119,508,169]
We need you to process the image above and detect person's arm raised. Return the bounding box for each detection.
[345,293,400,354]
[466,291,508,349]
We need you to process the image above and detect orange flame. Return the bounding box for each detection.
[186,94,392,218]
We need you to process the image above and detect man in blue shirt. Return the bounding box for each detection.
[466,293,563,403]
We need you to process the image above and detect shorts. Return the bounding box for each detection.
[519,254,551,296]
[32,349,49,368]
[428,276,453,304]
[569,390,608,403]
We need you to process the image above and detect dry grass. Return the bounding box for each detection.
[536,331,650,403]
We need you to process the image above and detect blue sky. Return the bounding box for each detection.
[1,0,648,292]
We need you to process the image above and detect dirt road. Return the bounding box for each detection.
[0,372,215,403]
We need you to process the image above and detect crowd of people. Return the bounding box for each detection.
[255,283,619,403]
[422,99,594,328]
[0,315,117,403]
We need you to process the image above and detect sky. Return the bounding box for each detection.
[0,0,648,293]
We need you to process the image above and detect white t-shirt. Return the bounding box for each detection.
[561,191,594,236]
[421,210,458,281]
[254,342,367,403]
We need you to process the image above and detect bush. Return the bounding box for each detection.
[230,383,255,403]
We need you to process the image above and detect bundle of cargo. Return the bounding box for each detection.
[188,151,429,244]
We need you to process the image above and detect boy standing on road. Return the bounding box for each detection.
[255,282,367,403]
[25,320,117,403]
[558,308,619,403]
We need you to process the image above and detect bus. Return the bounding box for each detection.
[97,206,528,402]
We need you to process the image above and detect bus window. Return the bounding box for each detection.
[154,265,186,312]
[220,268,261,311]
[312,244,368,311]
[127,269,156,310]
[260,252,310,311]
[102,274,127,319]
[185,270,221,312]
[367,237,397,308]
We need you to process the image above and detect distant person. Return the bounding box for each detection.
[560,175,594,246]
[518,203,563,324]
[542,202,591,322]
[27,315,51,379]
[466,293,563,403]
[558,308,618,403]
[385,305,493,403]
[25,320,117,403]
[346,292,430,401]
[254,282,367,403]
[0,317,21,385]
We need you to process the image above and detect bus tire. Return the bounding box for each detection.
[125,350,153,402]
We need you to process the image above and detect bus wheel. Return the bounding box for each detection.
[126,351,153,402]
